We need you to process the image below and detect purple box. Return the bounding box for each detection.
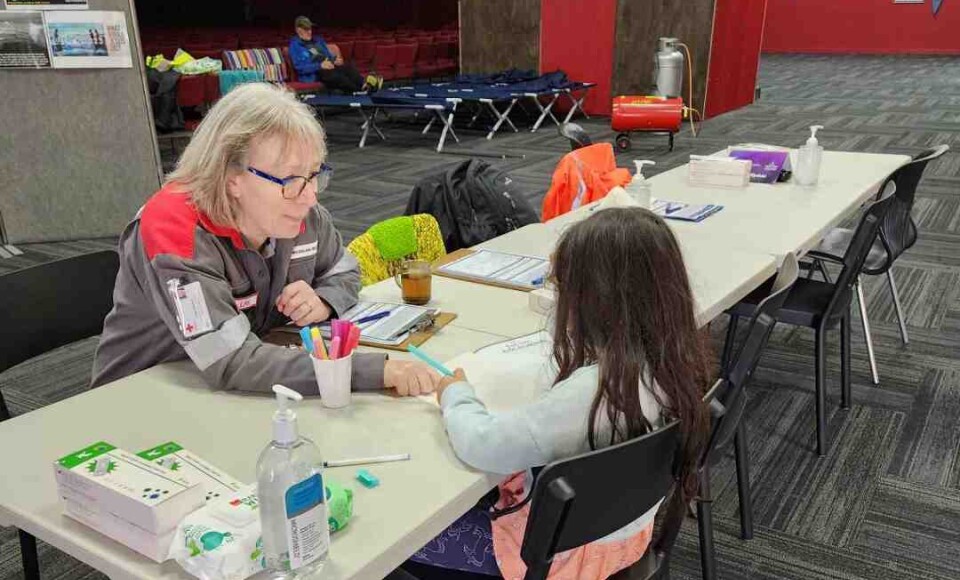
[729,150,791,184]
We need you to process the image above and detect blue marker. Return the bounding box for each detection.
[299,327,315,354]
[406,344,454,376]
[356,311,390,325]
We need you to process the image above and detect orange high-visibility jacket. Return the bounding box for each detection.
[541,143,631,222]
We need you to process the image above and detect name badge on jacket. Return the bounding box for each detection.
[234,293,258,311]
[291,241,319,260]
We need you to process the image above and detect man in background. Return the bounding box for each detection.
[289,15,380,93]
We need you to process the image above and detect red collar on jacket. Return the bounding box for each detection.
[140,183,307,260]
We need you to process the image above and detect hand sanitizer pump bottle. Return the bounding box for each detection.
[257,385,328,578]
[625,160,656,208]
[796,125,824,186]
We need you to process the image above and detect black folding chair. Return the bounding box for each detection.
[0,250,119,580]
[723,188,897,456]
[810,145,949,384]
[519,421,684,580]
[698,254,800,580]
[559,122,593,151]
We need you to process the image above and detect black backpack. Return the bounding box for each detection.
[404,159,539,252]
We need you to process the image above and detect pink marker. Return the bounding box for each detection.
[329,336,342,360]
[346,325,361,355]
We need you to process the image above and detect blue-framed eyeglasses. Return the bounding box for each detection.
[246,163,333,200]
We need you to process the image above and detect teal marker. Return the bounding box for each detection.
[299,327,315,354]
[406,344,453,376]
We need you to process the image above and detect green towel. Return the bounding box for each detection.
[367,216,418,261]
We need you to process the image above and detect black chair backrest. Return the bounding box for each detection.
[871,145,950,272]
[703,254,800,467]
[559,122,593,151]
[0,251,119,376]
[824,185,897,325]
[519,421,681,580]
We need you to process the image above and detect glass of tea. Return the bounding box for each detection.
[394,259,432,305]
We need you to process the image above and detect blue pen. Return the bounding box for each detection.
[406,344,454,376]
[299,326,315,353]
[356,311,390,325]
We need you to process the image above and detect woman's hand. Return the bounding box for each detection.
[276,280,332,326]
[436,368,467,403]
[384,360,440,396]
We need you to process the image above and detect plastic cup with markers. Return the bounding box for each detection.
[300,321,361,409]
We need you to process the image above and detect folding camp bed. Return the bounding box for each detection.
[301,94,461,152]
[382,84,521,140]
[559,82,597,123]
[378,74,596,140]
[519,82,596,132]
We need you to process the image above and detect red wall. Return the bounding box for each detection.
[540,0,617,116]
[706,0,767,118]
[763,0,960,54]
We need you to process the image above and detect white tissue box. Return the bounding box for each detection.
[688,156,751,188]
[136,442,244,504]
[54,441,205,536]
[62,496,175,562]
[529,288,556,315]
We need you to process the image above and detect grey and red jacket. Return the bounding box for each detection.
[92,184,386,395]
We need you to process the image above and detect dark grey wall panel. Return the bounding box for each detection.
[0,0,161,243]
[613,0,715,117]
[460,0,540,74]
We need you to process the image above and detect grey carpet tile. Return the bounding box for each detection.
[850,477,960,579]
[862,265,960,330]
[0,239,117,276]
[3,53,960,579]
[885,369,960,488]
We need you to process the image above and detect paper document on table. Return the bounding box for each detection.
[319,301,438,346]
[437,250,549,288]
[443,338,556,412]
[475,331,552,356]
[651,199,723,223]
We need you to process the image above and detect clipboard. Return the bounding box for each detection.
[262,311,458,352]
[432,248,545,292]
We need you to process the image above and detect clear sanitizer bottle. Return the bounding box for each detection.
[796,125,824,186]
[257,385,329,579]
[625,160,656,208]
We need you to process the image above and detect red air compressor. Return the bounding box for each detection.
[611,95,684,152]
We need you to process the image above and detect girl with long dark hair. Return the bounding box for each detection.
[407,207,712,579]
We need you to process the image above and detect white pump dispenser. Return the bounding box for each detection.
[796,125,824,186]
[271,385,301,445]
[625,160,656,208]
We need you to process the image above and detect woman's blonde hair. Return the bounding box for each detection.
[166,82,327,227]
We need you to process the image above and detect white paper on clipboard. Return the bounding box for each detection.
[438,250,549,288]
[319,301,439,346]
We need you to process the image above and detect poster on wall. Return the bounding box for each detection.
[44,11,132,69]
[0,11,51,68]
[3,0,88,10]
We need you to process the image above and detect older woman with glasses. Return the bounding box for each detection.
[93,83,439,398]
